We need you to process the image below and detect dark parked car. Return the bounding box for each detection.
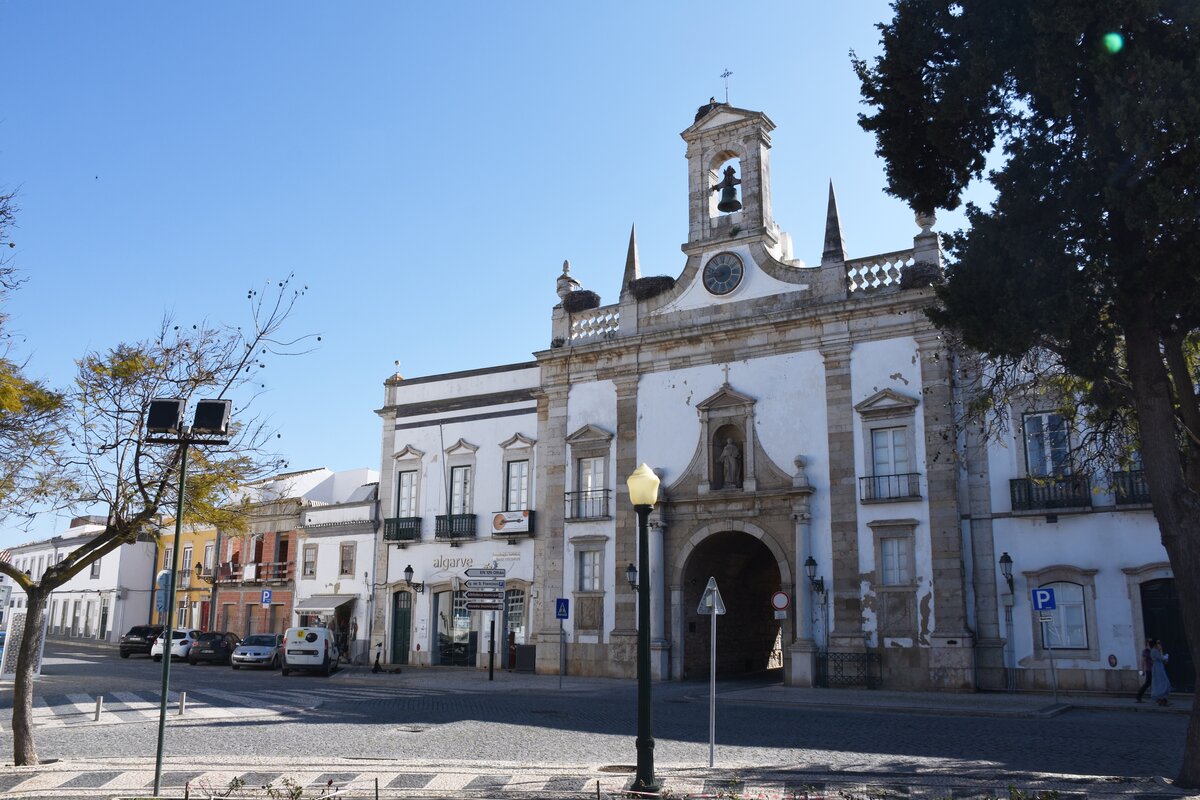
[188,631,241,665]
[118,624,165,659]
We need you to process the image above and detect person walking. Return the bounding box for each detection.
[1150,639,1173,706]
[1135,639,1154,703]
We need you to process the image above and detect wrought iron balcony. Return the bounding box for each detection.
[858,473,921,502]
[1010,474,1092,511]
[1111,470,1151,505]
[384,516,422,543]
[215,560,293,584]
[435,514,477,542]
[565,489,611,520]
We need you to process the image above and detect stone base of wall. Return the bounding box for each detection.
[1014,666,1140,694]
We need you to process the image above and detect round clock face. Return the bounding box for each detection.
[703,252,744,295]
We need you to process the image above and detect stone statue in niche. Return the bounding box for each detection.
[718,438,742,489]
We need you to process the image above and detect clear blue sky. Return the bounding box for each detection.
[2,2,979,545]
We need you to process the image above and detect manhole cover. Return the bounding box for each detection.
[599,765,637,774]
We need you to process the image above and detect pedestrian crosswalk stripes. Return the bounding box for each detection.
[0,684,435,730]
[0,761,1152,800]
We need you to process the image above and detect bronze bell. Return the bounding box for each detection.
[717,186,742,213]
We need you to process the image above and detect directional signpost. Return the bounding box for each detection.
[1032,587,1059,702]
[697,577,726,768]
[465,568,506,680]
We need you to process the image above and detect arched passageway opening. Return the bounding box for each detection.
[681,531,783,679]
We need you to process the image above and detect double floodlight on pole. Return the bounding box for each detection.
[146,398,231,798]
[626,463,661,796]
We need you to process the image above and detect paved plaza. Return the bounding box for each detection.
[0,641,1192,799]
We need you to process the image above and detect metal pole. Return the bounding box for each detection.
[558,620,564,689]
[709,608,716,768]
[488,616,495,681]
[153,437,188,797]
[1047,616,1059,703]
[632,504,659,794]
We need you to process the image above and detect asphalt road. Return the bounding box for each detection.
[0,640,1189,782]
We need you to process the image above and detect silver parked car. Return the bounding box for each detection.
[231,633,284,670]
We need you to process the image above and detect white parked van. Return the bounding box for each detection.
[281,626,337,676]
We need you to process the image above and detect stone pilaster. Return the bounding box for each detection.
[371,389,397,662]
[787,455,818,686]
[959,354,1006,688]
[532,385,569,673]
[649,512,669,680]
[821,337,862,650]
[916,330,975,689]
[610,376,641,650]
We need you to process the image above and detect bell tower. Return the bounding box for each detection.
[681,101,781,255]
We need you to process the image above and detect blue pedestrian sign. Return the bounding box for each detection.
[1032,587,1056,611]
[261,589,273,607]
[555,598,570,619]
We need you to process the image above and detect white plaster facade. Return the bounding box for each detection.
[296,469,380,664]
[372,364,539,669]
[6,517,156,643]
[363,100,1187,694]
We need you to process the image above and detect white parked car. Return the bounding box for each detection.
[150,629,201,662]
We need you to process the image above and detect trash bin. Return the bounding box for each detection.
[515,644,536,673]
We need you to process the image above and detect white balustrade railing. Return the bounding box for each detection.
[845,249,915,292]
[568,304,620,342]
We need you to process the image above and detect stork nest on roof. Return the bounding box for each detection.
[562,289,601,313]
[628,275,676,301]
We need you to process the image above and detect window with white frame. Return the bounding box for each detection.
[90,558,101,579]
[506,460,530,511]
[578,549,601,592]
[203,543,215,574]
[579,457,604,493]
[565,425,613,520]
[302,544,317,578]
[181,545,192,585]
[339,542,355,577]
[854,390,920,503]
[396,470,418,517]
[571,536,607,633]
[869,520,917,637]
[450,465,473,515]
[879,537,912,586]
[163,548,173,572]
[870,427,915,499]
[1023,412,1071,477]
[1040,581,1088,649]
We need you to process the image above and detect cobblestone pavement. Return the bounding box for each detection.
[0,641,1193,799]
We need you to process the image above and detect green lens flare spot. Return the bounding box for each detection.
[1103,32,1124,54]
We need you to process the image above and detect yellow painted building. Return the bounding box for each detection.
[155,521,220,631]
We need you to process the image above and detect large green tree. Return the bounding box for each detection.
[854,0,1200,786]
[0,276,312,766]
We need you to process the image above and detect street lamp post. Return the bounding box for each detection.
[145,398,231,797]
[626,463,661,795]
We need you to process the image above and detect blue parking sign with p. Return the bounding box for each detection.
[1032,587,1056,611]
[261,589,272,606]
[555,598,569,619]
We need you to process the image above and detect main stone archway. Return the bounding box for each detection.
[675,527,789,680]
